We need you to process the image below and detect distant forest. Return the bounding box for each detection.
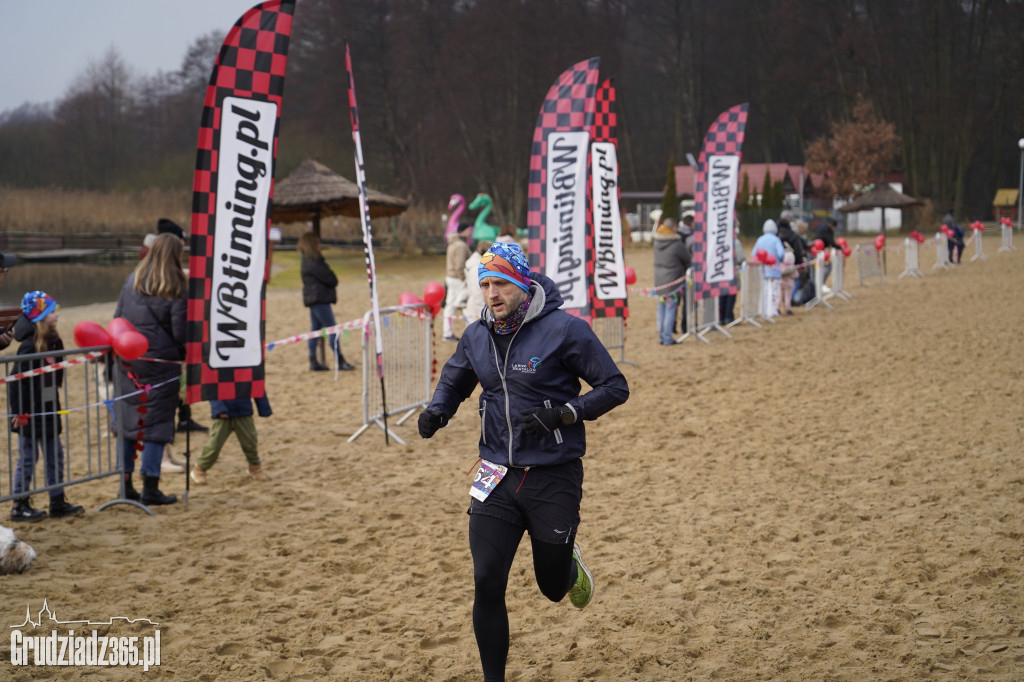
[1,0,1022,225]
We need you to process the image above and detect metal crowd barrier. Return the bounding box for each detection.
[592,316,635,365]
[348,304,433,445]
[825,248,852,302]
[732,261,772,328]
[899,238,924,279]
[0,345,138,512]
[679,287,730,344]
[968,229,987,262]
[933,233,951,270]
[857,244,884,285]
[805,252,833,311]
[998,224,1016,253]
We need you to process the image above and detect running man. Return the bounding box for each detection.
[418,242,629,680]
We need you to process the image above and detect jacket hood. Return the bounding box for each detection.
[481,271,563,328]
[653,230,682,242]
[12,313,34,343]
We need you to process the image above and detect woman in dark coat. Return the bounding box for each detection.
[298,231,354,372]
[113,233,186,505]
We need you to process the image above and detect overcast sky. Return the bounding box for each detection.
[0,0,261,113]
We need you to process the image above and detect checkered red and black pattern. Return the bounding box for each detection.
[588,78,629,320]
[692,103,749,299]
[185,0,295,404]
[526,58,600,318]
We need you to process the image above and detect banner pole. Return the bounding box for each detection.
[345,41,389,445]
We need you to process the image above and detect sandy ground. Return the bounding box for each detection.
[1,233,1022,680]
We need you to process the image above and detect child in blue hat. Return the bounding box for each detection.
[8,291,84,522]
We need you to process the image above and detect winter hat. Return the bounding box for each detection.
[478,242,531,292]
[21,290,58,323]
[763,219,778,234]
[779,210,793,222]
[157,218,186,240]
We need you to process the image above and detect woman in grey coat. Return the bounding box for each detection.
[113,233,186,506]
[652,218,692,345]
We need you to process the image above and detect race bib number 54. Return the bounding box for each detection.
[470,460,508,501]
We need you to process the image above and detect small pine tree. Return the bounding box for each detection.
[661,156,680,223]
[737,173,750,210]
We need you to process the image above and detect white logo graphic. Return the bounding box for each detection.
[9,600,161,671]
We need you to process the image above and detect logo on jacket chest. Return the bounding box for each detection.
[510,356,543,374]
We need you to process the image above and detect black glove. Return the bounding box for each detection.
[521,405,573,438]
[417,409,448,439]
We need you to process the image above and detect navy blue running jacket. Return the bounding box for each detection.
[427,272,629,468]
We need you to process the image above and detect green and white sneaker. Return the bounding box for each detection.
[568,542,594,609]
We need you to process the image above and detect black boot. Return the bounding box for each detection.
[141,475,177,506]
[336,355,355,371]
[124,473,141,501]
[309,359,329,371]
[49,493,84,518]
[10,498,47,522]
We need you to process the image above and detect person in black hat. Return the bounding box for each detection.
[0,250,17,350]
[157,218,186,242]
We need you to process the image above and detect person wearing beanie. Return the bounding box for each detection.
[417,242,630,680]
[752,219,786,317]
[8,291,84,521]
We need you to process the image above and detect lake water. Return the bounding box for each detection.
[0,262,137,309]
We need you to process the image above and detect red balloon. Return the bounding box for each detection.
[874,235,886,250]
[73,320,112,348]
[836,237,848,248]
[112,330,149,361]
[915,233,926,244]
[399,291,423,307]
[423,281,446,308]
[823,251,831,263]
[429,303,441,318]
[842,246,852,258]
[107,317,137,338]
[624,266,637,285]
[809,244,820,256]
[813,239,825,251]
[764,254,777,266]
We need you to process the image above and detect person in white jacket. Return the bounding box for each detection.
[463,240,492,325]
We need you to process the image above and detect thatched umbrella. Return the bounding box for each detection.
[838,182,924,274]
[271,157,409,237]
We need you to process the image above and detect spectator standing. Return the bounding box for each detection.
[0,250,18,351]
[753,220,786,317]
[152,219,208,434]
[653,219,691,345]
[463,240,493,326]
[718,225,745,325]
[113,233,186,506]
[298,231,355,372]
[8,292,84,521]
[943,210,965,264]
[442,223,474,341]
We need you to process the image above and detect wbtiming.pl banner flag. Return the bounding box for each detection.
[691,103,749,299]
[588,78,628,319]
[185,0,296,403]
[527,57,601,318]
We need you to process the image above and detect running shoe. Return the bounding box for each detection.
[568,542,594,608]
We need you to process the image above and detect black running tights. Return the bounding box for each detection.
[468,513,576,681]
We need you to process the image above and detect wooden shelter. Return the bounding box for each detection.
[838,182,924,274]
[271,157,409,237]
